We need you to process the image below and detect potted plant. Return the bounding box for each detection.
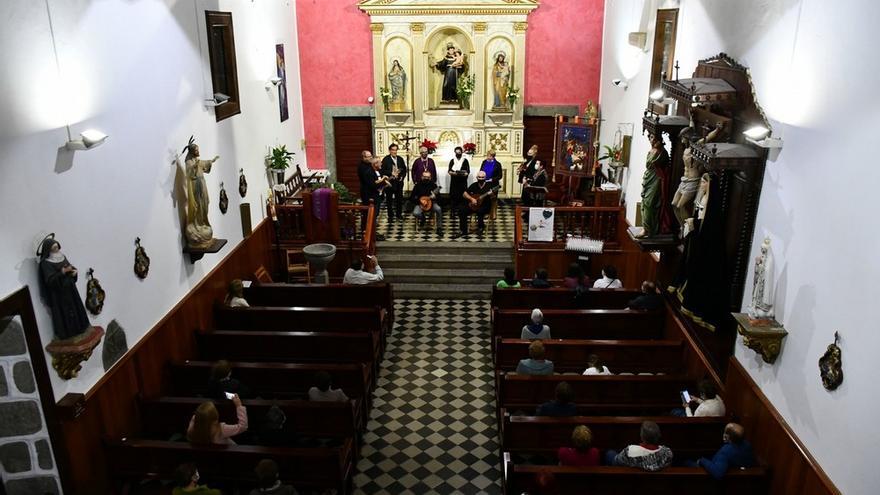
[463,142,477,155]
[378,86,391,112]
[330,181,353,204]
[267,145,295,185]
[507,87,520,111]
[419,139,438,154]
[457,74,475,109]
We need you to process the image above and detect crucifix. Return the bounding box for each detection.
[674,60,680,81]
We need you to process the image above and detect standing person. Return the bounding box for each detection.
[479,150,503,187]
[453,171,495,238]
[381,144,407,222]
[411,146,437,183]
[359,156,389,241]
[448,146,470,220]
[410,170,444,236]
[357,150,375,205]
[517,145,539,185]
[521,160,548,207]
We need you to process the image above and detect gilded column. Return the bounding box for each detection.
[410,22,426,125]
[512,21,528,124]
[370,23,385,122]
[472,21,488,127]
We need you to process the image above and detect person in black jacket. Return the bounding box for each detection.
[207,360,251,400]
[381,144,408,221]
[628,281,663,311]
[447,146,470,219]
[358,155,389,240]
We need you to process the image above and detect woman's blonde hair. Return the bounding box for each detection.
[571,425,593,451]
[188,402,220,444]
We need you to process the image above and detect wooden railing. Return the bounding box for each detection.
[274,204,373,245]
[515,206,623,249]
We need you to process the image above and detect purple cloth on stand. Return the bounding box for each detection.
[312,187,332,223]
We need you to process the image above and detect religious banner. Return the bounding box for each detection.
[276,44,289,122]
[527,207,554,242]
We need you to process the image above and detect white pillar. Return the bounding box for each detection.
[411,22,426,126]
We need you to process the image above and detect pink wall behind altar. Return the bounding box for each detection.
[295,0,604,169]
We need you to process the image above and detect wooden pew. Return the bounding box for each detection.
[105,437,355,494]
[492,308,664,343]
[491,286,639,310]
[500,411,727,458]
[215,305,385,334]
[167,361,370,425]
[494,338,683,374]
[244,283,394,326]
[504,461,769,495]
[496,373,688,416]
[139,397,359,441]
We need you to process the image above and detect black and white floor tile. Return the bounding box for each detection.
[376,200,515,243]
[353,299,501,495]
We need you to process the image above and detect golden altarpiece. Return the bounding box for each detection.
[358,0,539,197]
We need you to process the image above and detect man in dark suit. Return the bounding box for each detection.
[357,150,375,205]
[381,144,408,221]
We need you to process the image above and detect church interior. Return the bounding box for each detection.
[0,0,876,494]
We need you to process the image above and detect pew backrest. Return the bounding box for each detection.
[493,308,664,341]
[491,286,639,310]
[244,283,394,325]
[495,338,683,374]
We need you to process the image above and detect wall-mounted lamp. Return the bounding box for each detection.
[743,125,784,161]
[204,93,231,107]
[65,129,108,151]
[649,89,665,101]
[265,76,283,90]
[612,79,628,90]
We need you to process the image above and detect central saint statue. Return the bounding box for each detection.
[433,42,464,103]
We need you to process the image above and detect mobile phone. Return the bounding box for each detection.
[681,390,691,403]
[224,392,235,400]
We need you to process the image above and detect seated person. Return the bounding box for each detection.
[172,463,221,495]
[308,371,349,402]
[681,379,726,417]
[530,268,552,288]
[453,171,495,238]
[255,405,297,448]
[343,256,384,285]
[516,340,554,375]
[686,423,756,479]
[207,359,251,400]
[605,420,673,471]
[225,279,249,307]
[410,170,444,235]
[582,354,611,375]
[628,281,663,311]
[496,266,521,288]
[558,425,600,467]
[187,397,248,445]
[592,265,622,289]
[521,308,551,339]
[249,458,299,495]
[562,263,590,289]
[536,381,577,417]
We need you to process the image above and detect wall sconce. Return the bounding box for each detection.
[649,89,665,101]
[612,79,628,90]
[65,129,108,151]
[204,93,231,107]
[265,76,282,90]
[743,125,784,161]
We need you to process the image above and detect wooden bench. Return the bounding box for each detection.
[281,164,319,204]
[496,373,688,417]
[139,397,360,441]
[167,361,370,425]
[492,308,665,343]
[504,461,769,495]
[491,286,639,310]
[500,411,727,458]
[105,437,354,494]
[244,283,394,327]
[494,338,683,374]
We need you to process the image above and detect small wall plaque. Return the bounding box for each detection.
[239,168,248,197]
[84,268,105,315]
[219,182,229,214]
[134,238,150,279]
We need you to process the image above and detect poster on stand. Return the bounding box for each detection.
[527,207,555,242]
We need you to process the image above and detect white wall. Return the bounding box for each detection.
[0,0,306,401]
[600,1,880,493]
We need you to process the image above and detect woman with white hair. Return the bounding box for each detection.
[521,308,551,339]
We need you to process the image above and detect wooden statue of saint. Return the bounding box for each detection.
[37,236,90,340]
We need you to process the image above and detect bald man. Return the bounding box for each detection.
[690,423,756,479]
[453,170,495,238]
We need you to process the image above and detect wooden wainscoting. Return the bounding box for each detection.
[54,220,275,494]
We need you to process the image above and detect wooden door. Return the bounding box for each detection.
[523,116,557,174]
[333,117,373,197]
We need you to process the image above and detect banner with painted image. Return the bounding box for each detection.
[276,44,289,122]
[527,207,555,242]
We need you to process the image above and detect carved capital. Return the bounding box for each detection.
[370,23,384,34]
[732,313,788,364]
[473,22,488,33]
[410,22,425,33]
[514,22,528,33]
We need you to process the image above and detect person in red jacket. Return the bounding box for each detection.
[558,425,600,467]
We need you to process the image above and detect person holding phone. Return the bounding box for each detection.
[343,256,384,285]
[187,396,248,445]
[677,379,726,417]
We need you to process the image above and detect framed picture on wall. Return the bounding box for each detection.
[276,44,289,122]
[554,121,596,178]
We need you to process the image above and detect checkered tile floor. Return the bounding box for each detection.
[376,199,515,243]
[353,299,501,495]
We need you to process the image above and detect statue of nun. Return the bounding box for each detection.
[37,235,91,340]
[748,237,774,319]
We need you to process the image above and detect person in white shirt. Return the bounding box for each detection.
[225,279,250,307]
[592,265,623,289]
[684,379,726,417]
[343,256,384,285]
[308,371,349,402]
[582,354,612,375]
[521,308,551,339]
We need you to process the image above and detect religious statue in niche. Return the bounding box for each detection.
[239,168,248,197]
[134,237,150,279]
[84,268,105,316]
[672,123,724,231]
[179,137,221,248]
[747,237,774,319]
[432,42,466,104]
[492,52,511,111]
[36,234,104,380]
[636,133,675,238]
[819,332,843,391]
[387,59,407,112]
[219,182,229,214]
